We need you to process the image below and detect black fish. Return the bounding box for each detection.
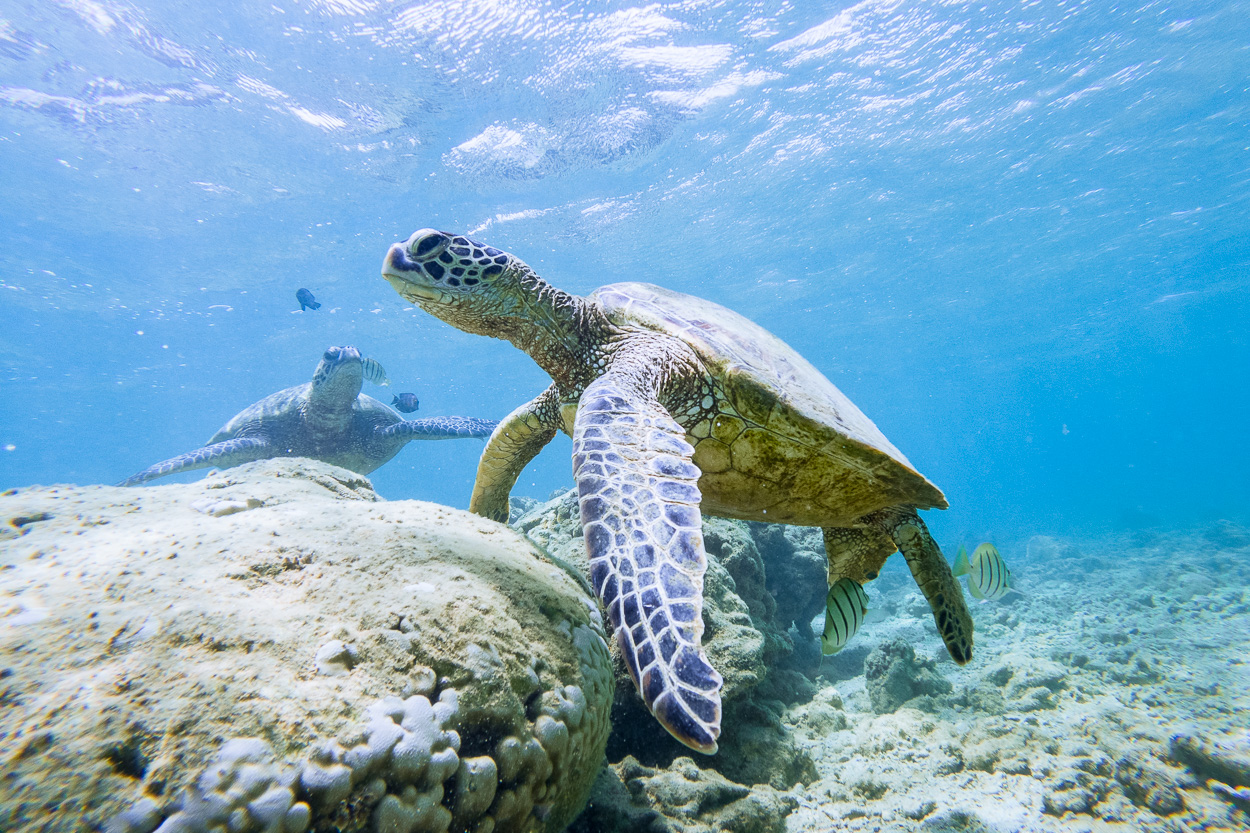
[296,288,321,311]
[391,393,420,413]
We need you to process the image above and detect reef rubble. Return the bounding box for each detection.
[3,465,1246,833]
[784,528,1250,833]
[515,492,1250,833]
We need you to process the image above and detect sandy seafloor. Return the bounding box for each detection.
[782,528,1250,833]
[1,467,1247,833]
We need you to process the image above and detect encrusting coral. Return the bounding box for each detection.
[0,459,612,833]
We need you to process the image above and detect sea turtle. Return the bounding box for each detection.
[120,346,497,486]
[382,230,974,754]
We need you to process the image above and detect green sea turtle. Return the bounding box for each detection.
[120,346,496,486]
[382,230,974,754]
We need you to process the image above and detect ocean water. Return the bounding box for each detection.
[2,3,1250,829]
[3,0,1247,545]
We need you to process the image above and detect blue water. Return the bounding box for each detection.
[1,0,1247,545]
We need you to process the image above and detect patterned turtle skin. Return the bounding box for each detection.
[120,346,497,486]
[382,231,974,754]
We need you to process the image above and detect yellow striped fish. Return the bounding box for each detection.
[953,543,1014,601]
[821,578,869,655]
[361,357,391,387]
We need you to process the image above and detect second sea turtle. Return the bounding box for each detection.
[382,231,974,754]
[120,346,496,485]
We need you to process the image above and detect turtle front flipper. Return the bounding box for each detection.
[867,506,974,665]
[574,373,723,754]
[118,437,271,486]
[379,416,498,441]
[470,385,561,523]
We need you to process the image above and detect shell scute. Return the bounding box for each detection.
[691,438,732,474]
[696,470,782,516]
[728,427,812,484]
[708,415,744,445]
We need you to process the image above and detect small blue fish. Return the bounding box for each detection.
[296,288,321,311]
[953,543,1015,601]
[392,393,420,413]
[821,577,869,655]
[361,357,390,387]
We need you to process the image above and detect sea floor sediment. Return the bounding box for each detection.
[1,467,1246,832]
[782,529,1250,833]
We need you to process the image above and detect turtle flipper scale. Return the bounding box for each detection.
[574,374,722,754]
[868,506,974,665]
[470,386,560,523]
[118,437,271,486]
[379,416,498,440]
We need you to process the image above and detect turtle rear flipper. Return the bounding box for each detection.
[868,506,974,665]
[822,526,895,585]
[118,437,271,486]
[574,372,722,754]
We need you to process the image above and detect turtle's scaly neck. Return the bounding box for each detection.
[307,376,359,434]
[505,267,618,394]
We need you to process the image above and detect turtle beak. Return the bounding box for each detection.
[382,243,442,302]
[382,242,420,279]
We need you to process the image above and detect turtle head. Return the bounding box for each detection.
[310,345,364,408]
[382,228,528,337]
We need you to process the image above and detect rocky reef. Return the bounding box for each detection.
[513,490,824,830]
[513,492,1250,832]
[0,460,613,833]
[784,528,1250,832]
[862,637,953,714]
[571,757,797,833]
[4,465,1247,833]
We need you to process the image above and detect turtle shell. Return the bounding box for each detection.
[207,385,308,443]
[204,385,404,474]
[589,282,946,526]
[208,386,400,444]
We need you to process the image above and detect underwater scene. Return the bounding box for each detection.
[1,0,1248,831]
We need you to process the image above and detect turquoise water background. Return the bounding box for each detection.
[1,0,1247,545]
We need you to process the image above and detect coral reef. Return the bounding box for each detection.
[863,637,952,714]
[514,490,820,805]
[865,632,950,710]
[6,467,1247,833]
[1169,731,1250,810]
[757,524,827,641]
[0,460,612,833]
[785,525,1250,832]
[108,738,310,833]
[570,756,797,833]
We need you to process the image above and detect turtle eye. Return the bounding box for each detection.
[408,229,448,260]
